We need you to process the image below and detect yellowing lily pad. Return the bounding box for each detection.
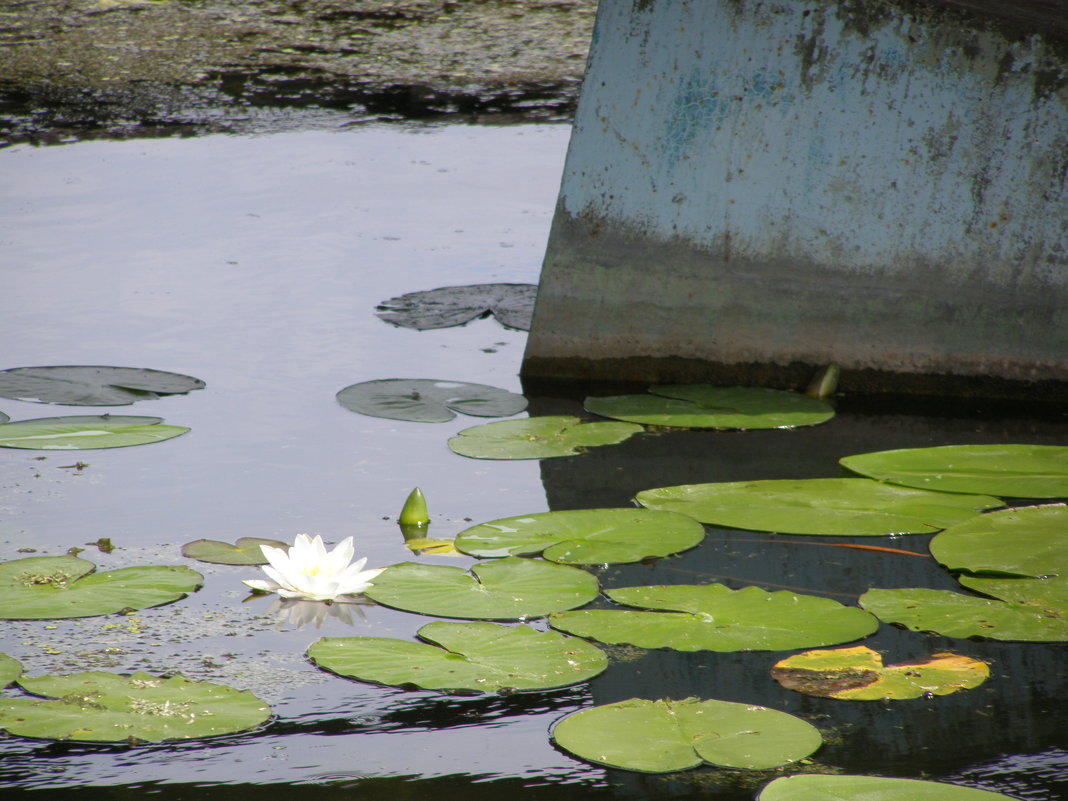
[448,415,642,460]
[0,671,270,742]
[308,620,608,693]
[0,555,203,619]
[771,645,989,700]
[552,697,822,772]
[585,385,834,429]
[181,537,290,566]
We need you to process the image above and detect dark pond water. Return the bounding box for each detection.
[1,122,1066,801]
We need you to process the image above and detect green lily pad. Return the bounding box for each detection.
[0,555,203,619]
[0,365,205,406]
[635,478,1002,536]
[0,654,22,687]
[840,444,1068,498]
[759,774,1017,800]
[0,671,270,742]
[552,697,822,772]
[448,415,642,460]
[585,385,834,429]
[550,584,878,651]
[957,574,1068,610]
[0,415,190,450]
[180,537,290,566]
[364,557,599,620]
[375,283,537,331]
[336,378,527,422]
[454,508,705,564]
[860,587,1068,642]
[930,503,1067,579]
[308,620,608,692]
[771,645,989,700]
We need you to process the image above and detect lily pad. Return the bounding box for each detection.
[635,478,1002,536]
[585,385,834,429]
[0,365,205,406]
[0,415,190,450]
[0,654,22,687]
[759,774,1017,800]
[308,620,608,693]
[859,587,1068,642]
[0,411,8,423]
[771,645,989,700]
[181,537,290,566]
[448,415,642,460]
[550,584,878,651]
[840,444,1068,498]
[0,555,203,619]
[364,557,599,620]
[375,283,537,331]
[930,503,1067,579]
[454,508,706,564]
[0,671,270,742]
[551,697,822,772]
[336,378,527,423]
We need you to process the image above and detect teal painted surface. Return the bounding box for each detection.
[523,0,1068,392]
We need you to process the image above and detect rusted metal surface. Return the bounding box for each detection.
[522,0,1068,398]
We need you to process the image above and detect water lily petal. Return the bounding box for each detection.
[242,578,281,593]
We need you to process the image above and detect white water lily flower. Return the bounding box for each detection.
[242,533,385,602]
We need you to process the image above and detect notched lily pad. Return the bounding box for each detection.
[759,774,1017,800]
[550,584,878,651]
[181,537,290,566]
[308,620,608,693]
[840,444,1068,498]
[336,378,527,423]
[635,478,1002,536]
[376,283,537,331]
[364,557,599,620]
[552,697,822,772]
[454,508,706,564]
[0,366,205,406]
[0,415,190,450]
[0,555,203,619]
[771,645,989,700]
[860,587,1068,642]
[0,671,270,742]
[448,415,642,460]
[585,385,835,429]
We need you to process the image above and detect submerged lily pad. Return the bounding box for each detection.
[0,411,8,423]
[840,444,1068,498]
[0,671,270,742]
[550,584,878,651]
[585,385,834,429]
[771,645,989,700]
[337,378,527,422]
[0,555,203,619]
[375,283,537,331]
[552,697,822,772]
[860,587,1068,642]
[181,537,290,566]
[308,620,607,693]
[454,508,705,564]
[448,415,642,460]
[635,478,1002,536]
[759,774,1016,800]
[0,654,22,687]
[364,557,599,620]
[0,366,205,406]
[0,415,189,450]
